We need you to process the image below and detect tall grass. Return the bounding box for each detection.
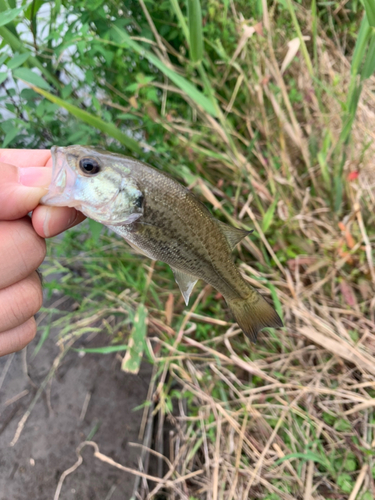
[334,0,375,211]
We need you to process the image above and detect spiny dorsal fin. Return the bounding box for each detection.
[171,267,198,305]
[216,220,252,251]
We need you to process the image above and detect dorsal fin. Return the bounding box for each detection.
[171,267,198,305]
[216,221,252,250]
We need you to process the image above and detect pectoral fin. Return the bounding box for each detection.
[216,221,252,250]
[171,267,198,305]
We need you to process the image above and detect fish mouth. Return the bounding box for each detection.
[40,146,77,207]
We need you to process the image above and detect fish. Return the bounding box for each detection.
[41,145,283,341]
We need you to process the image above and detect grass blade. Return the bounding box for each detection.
[361,34,375,79]
[75,345,128,354]
[121,304,147,374]
[351,13,371,76]
[170,0,189,43]
[275,452,335,475]
[267,283,283,322]
[110,26,217,117]
[285,0,313,77]
[32,322,51,358]
[187,0,203,63]
[16,81,142,154]
[335,9,374,213]
[262,198,278,233]
[364,0,375,27]
[317,150,330,187]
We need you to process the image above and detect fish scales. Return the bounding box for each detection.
[113,163,249,301]
[41,146,283,341]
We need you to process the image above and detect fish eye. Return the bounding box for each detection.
[134,194,144,209]
[79,157,101,175]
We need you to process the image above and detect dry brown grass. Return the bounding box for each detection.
[10,2,375,499]
[124,4,375,499]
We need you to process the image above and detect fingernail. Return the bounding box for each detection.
[18,167,52,188]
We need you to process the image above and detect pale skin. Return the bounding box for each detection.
[0,149,86,357]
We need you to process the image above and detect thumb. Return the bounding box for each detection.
[0,164,52,220]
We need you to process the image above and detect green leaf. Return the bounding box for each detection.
[262,198,278,233]
[364,0,375,28]
[121,304,147,374]
[117,113,138,120]
[0,7,22,27]
[267,283,283,322]
[275,452,335,474]
[188,0,203,63]
[2,126,19,147]
[85,0,105,11]
[351,14,371,76]
[61,83,73,99]
[334,174,343,212]
[13,67,50,90]
[0,53,8,66]
[86,422,101,441]
[0,72,8,85]
[337,473,354,493]
[32,322,52,358]
[317,150,330,186]
[7,52,30,69]
[75,345,128,354]
[109,25,217,117]
[21,83,142,154]
[343,457,357,472]
[362,35,375,79]
[362,492,374,500]
[25,0,47,20]
[0,26,61,88]
[170,0,190,42]
[334,417,352,432]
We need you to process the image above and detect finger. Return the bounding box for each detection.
[0,160,86,236]
[0,162,51,220]
[0,219,46,289]
[32,205,86,238]
[0,272,43,333]
[0,317,37,357]
[0,149,51,167]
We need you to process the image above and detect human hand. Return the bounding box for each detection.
[0,149,86,356]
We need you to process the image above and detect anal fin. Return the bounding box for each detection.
[171,267,198,305]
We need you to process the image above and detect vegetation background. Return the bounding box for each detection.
[1,0,375,498]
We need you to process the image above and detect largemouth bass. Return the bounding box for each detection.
[41,145,282,341]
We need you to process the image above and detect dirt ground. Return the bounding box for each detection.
[0,296,153,500]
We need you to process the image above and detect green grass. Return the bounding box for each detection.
[2,0,375,498]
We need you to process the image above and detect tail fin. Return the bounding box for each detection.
[227,292,283,342]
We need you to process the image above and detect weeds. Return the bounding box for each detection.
[1,0,375,498]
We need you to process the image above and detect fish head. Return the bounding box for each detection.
[41,145,144,225]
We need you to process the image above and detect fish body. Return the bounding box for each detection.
[41,145,282,340]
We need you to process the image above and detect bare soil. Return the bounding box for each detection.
[0,301,152,500]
